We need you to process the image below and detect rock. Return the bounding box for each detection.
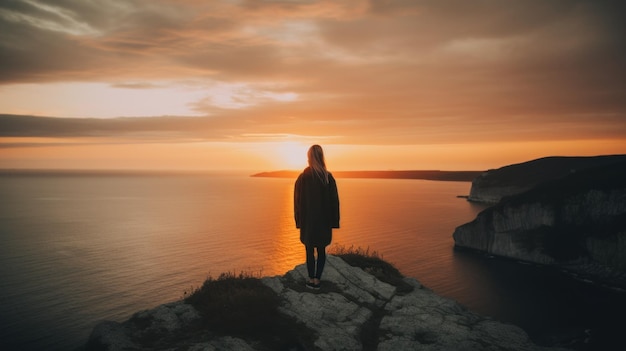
[85,301,202,350]
[86,255,568,350]
[468,155,626,204]
[454,160,626,287]
[86,321,135,351]
[265,255,393,350]
[187,337,257,351]
[133,301,201,333]
[378,277,554,351]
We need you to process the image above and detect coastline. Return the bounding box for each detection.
[0,168,485,182]
[252,170,484,182]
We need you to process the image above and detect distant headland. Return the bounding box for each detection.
[251,170,484,182]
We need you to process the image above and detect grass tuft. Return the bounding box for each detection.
[330,244,414,294]
[330,244,383,258]
[184,271,314,349]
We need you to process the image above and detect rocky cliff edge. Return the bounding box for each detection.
[86,255,567,351]
[455,160,626,289]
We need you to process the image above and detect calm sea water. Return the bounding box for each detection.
[0,172,624,350]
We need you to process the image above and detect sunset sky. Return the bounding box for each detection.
[1,0,625,172]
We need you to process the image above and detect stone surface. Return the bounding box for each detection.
[86,255,568,350]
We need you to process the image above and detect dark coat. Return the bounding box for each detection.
[294,167,340,247]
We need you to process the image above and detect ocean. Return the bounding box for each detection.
[0,171,623,350]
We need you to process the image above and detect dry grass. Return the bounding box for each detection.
[181,247,414,349]
[184,271,313,350]
[329,244,414,294]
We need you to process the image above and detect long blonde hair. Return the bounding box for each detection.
[307,144,329,184]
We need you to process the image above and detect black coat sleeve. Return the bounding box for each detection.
[329,174,340,228]
[294,174,302,228]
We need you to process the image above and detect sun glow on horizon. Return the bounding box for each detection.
[274,142,309,170]
[1,137,625,172]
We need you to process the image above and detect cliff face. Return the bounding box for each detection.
[454,160,626,285]
[468,155,626,204]
[86,255,566,351]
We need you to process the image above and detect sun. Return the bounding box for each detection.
[276,142,309,170]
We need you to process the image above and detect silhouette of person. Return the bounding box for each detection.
[294,144,340,289]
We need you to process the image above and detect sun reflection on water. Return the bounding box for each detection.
[266,181,303,275]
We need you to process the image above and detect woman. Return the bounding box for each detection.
[294,144,340,289]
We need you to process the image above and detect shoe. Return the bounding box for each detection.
[306,282,320,290]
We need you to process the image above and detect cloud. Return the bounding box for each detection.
[0,0,625,146]
[2,107,624,147]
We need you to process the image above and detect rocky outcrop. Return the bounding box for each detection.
[86,255,567,350]
[468,155,626,204]
[454,160,626,287]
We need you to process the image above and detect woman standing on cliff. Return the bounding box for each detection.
[294,145,340,289]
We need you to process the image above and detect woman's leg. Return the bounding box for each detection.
[314,246,326,281]
[305,245,316,280]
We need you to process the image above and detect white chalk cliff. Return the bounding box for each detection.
[455,158,626,288]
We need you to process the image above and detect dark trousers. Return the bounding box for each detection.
[305,245,326,280]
